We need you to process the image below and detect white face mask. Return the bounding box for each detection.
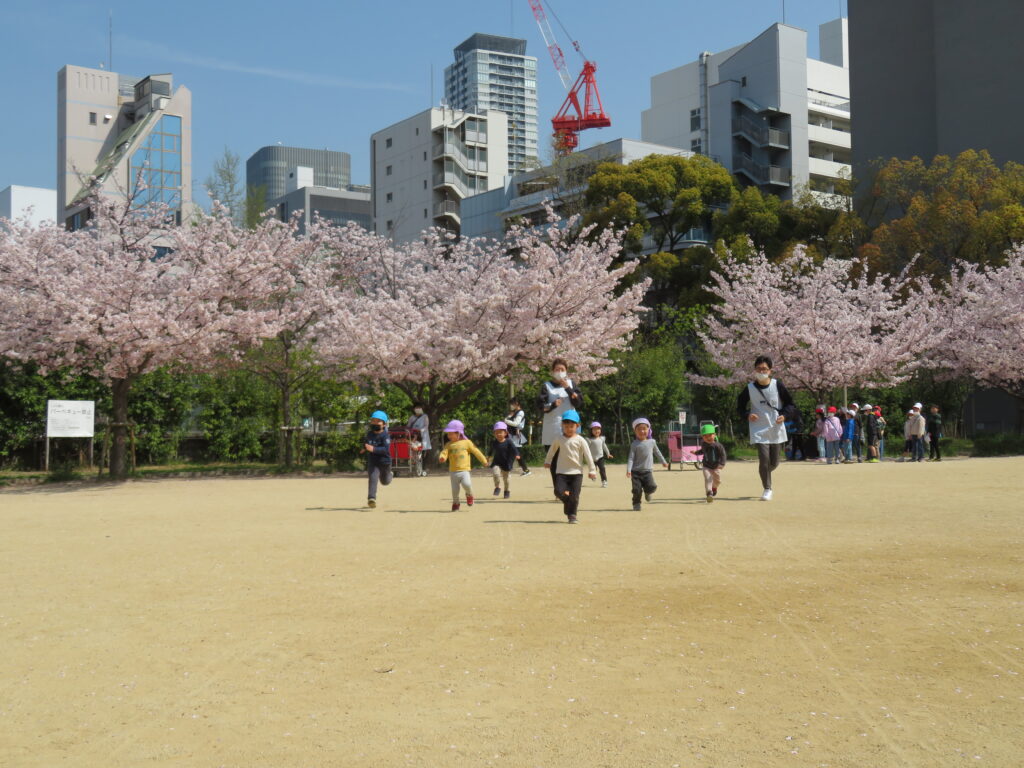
[553,370,567,381]
[755,372,770,383]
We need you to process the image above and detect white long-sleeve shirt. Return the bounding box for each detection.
[544,434,596,476]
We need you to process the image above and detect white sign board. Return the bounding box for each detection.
[678,410,687,426]
[47,400,95,438]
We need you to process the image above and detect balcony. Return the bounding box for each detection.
[434,200,461,223]
[808,156,850,180]
[807,123,851,150]
[734,154,791,187]
[732,114,790,149]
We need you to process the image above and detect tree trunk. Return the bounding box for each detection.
[281,385,293,468]
[110,377,131,481]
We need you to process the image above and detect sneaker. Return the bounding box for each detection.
[601,480,608,488]
[761,489,773,501]
[503,490,510,499]
[632,503,641,511]
[493,487,501,496]
[451,502,460,511]
[367,498,376,509]
[645,491,653,502]
[466,494,474,506]
[567,514,578,524]
[706,493,714,503]
[712,488,718,496]
[521,469,532,476]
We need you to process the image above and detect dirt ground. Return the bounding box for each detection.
[2,456,1022,767]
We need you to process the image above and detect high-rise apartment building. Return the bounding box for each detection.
[850,0,1024,183]
[57,65,192,228]
[246,146,352,202]
[371,106,508,243]
[1,185,57,227]
[642,19,851,203]
[444,33,538,174]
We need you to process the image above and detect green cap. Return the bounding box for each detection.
[700,424,717,435]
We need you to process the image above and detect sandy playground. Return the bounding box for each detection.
[2,456,1023,767]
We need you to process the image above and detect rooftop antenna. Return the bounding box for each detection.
[108,9,113,71]
[430,62,434,106]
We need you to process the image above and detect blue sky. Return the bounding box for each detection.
[0,0,845,204]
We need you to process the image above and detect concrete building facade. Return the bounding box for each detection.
[461,138,696,244]
[57,65,192,228]
[371,107,508,243]
[850,0,1024,182]
[246,146,352,203]
[444,33,538,174]
[641,19,851,203]
[0,185,57,227]
[269,165,371,234]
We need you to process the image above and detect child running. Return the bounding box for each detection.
[437,419,488,511]
[586,421,613,487]
[626,417,668,511]
[363,410,393,509]
[694,423,727,503]
[488,421,520,499]
[543,409,597,524]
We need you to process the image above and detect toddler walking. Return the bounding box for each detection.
[543,409,597,524]
[364,410,393,509]
[626,417,668,511]
[488,421,520,499]
[586,421,613,487]
[694,424,727,503]
[437,419,488,511]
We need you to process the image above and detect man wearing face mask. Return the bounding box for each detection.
[736,356,797,501]
[406,402,431,476]
[538,358,583,491]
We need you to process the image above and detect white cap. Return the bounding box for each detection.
[862,403,873,411]
[913,402,922,409]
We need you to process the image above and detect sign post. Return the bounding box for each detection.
[45,400,95,471]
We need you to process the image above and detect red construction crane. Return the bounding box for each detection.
[527,0,611,153]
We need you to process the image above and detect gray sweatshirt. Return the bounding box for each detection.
[627,439,666,472]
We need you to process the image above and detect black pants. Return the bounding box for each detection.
[554,473,583,517]
[546,445,559,497]
[595,457,607,482]
[631,470,657,505]
[928,432,941,460]
[757,443,782,490]
[367,457,393,499]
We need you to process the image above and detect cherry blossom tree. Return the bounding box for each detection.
[687,249,943,400]
[940,251,1024,400]
[316,213,650,438]
[0,196,292,479]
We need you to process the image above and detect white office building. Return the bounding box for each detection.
[642,19,851,203]
[57,65,192,228]
[371,107,508,243]
[445,34,538,174]
[0,185,57,227]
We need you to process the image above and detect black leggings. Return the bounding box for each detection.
[595,457,607,482]
[554,473,583,517]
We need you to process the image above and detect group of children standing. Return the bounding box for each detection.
[364,406,730,523]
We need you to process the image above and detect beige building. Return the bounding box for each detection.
[57,65,192,228]
[371,107,508,243]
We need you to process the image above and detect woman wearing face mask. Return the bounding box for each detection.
[736,355,797,501]
[538,358,583,490]
[406,402,431,477]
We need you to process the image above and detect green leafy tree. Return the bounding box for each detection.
[205,146,244,225]
[245,184,269,230]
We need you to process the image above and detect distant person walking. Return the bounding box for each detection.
[907,403,927,462]
[504,396,531,475]
[736,356,797,501]
[926,405,943,461]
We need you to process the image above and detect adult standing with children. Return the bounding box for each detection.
[406,402,431,477]
[538,358,583,488]
[736,356,797,501]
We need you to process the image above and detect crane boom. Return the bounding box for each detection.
[527,0,572,92]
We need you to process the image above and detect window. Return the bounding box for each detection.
[423,151,427,161]
[386,192,393,203]
[423,209,428,218]
[385,137,392,148]
[741,76,747,87]
[691,138,702,154]
[386,165,392,176]
[386,219,393,230]
[89,112,97,125]
[423,179,428,189]
[690,108,701,132]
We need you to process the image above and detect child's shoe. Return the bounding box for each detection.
[712,487,718,496]
[466,495,474,506]
[706,493,714,503]
[567,514,578,524]
[644,491,653,502]
[451,502,460,511]
[632,503,641,511]
[521,469,531,476]
[601,480,608,488]
[368,498,376,508]
[503,490,510,499]
[493,487,501,496]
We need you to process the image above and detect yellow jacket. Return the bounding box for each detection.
[438,438,488,472]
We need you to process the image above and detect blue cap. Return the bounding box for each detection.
[561,409,581,424]
[370,410,389,422]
